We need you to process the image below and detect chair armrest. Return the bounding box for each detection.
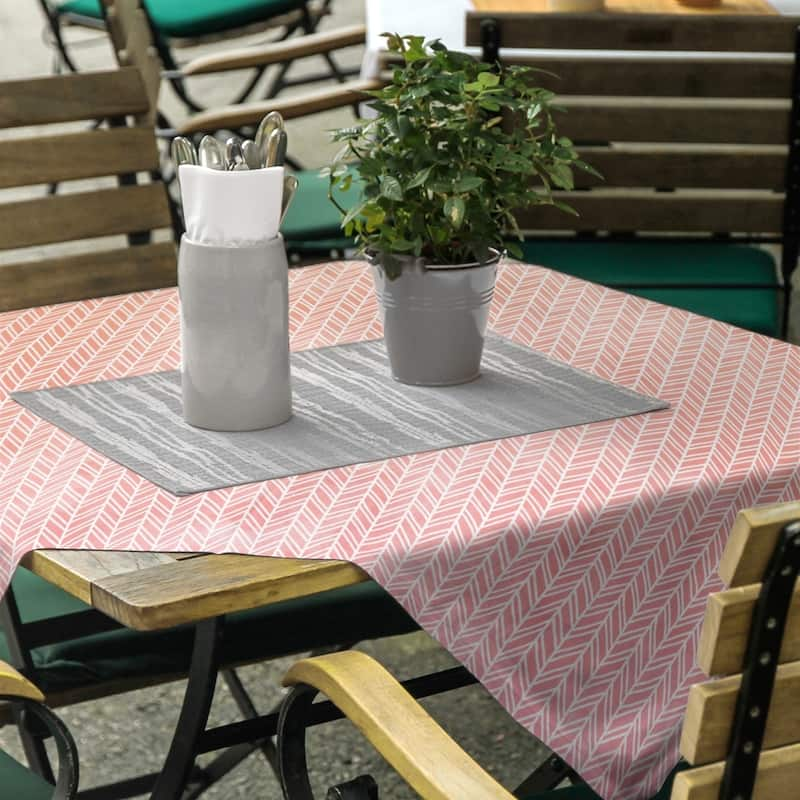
[181,24,367,76]
[177,78,384,134]
[0,660,44,702]
[282,651,516,800]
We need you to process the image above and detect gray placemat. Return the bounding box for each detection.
[12,336,668,496]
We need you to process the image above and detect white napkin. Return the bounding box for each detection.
[179,164,284,247]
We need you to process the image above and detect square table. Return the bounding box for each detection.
[2,260,800,799]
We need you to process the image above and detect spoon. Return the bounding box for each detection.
[171,136,197,168]
[242,139,261,170]
[255,111,284,167]
[280,174,298,225]
[198,135,224,170]
[265,129,287,168]
[225,137,245,171]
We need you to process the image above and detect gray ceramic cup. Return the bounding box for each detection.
[370,251,499,386]
[179,235,291,431]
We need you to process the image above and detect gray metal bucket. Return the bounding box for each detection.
[370,251,500,386]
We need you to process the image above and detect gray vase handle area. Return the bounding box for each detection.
[179,235,291,431]
[371,253,499,386]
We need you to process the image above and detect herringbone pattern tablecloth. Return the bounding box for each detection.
[2,261,799,799]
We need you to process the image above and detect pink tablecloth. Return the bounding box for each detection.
[2,261,799,799]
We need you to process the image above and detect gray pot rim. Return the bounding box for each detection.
[366,247,503,272]
[180,233,284,252]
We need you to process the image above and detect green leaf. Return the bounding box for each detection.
[454,175,484,192]
[551,199,579,217]
[407,166,433,189]
[444,196,465,229]
[379,175,404,201]
[477,71,500,87]
[506,241,523,259]
[547,163,574,190]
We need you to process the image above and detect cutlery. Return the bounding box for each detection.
[242,139,261,170]
[171,136,197,169]
[225,137,245,170]
[280,174,298,225]
[265,128,288,168]
[198,135,224,170]
[255,111,284,167]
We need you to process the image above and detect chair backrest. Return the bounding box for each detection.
[670,501,800,800]
[99,0,161,119]
[0,65,176,311]
[466,11,800,239]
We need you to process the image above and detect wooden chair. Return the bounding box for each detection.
[274,500,800,800]
[0,660,78,800]
[464,12,800,338]
[0,65,178,311]
[35,0,361,117]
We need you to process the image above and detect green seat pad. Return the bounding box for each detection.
[1,568,418,694]
[0,749,54,800]
[58,0,303,38]
[519,241,780,336]
[281,168,360,250]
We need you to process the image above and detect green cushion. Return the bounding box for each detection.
[58,0,303,38]
[0,749,54,800]
[519,241,780,337]
[1,568,418,694]
[281,168,360,251]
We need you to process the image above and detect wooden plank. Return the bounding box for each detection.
[182,24,366,75]
[284,651,518,800]
[91,554,370,630]
[574,147,786,189]
[0,127,159,189]
[473,0,777,13]
[0,660,44,702]
[178,78,384,135]
[113,4,161,115]
[505,56,793,98]
[0,184,171,251]
[670,743,800,800]
[553,98,789,145]
[681,661,800,765]
[21,550,179,605]
[0,241,177,311]
[0,67,149,129]
[719,501,800,587]
[515,190,783,233]
[466,12,799,52]
[697,583,800,676]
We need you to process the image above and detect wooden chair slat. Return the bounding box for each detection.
[112,4,161,116]
[697,583,800,677]
[505,56,793,99]
[0,184,170,251]
[681,661,800,765]
[0,241,176,312]
[670,743,800,800]
[574,147,786,190]
[0,67,149,128]
[466,13,800,52]
[515,191,783,234]
[555,98,789,145]
[719,502,800,587]
[0,128,160,189]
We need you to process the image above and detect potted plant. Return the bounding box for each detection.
[327,34,595,386]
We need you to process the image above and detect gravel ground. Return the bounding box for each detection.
[0,3,550,797]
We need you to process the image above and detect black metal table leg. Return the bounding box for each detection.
[150,617,223,800]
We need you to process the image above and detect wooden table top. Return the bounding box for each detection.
[473,0,777,14]
[22,550,369,631]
